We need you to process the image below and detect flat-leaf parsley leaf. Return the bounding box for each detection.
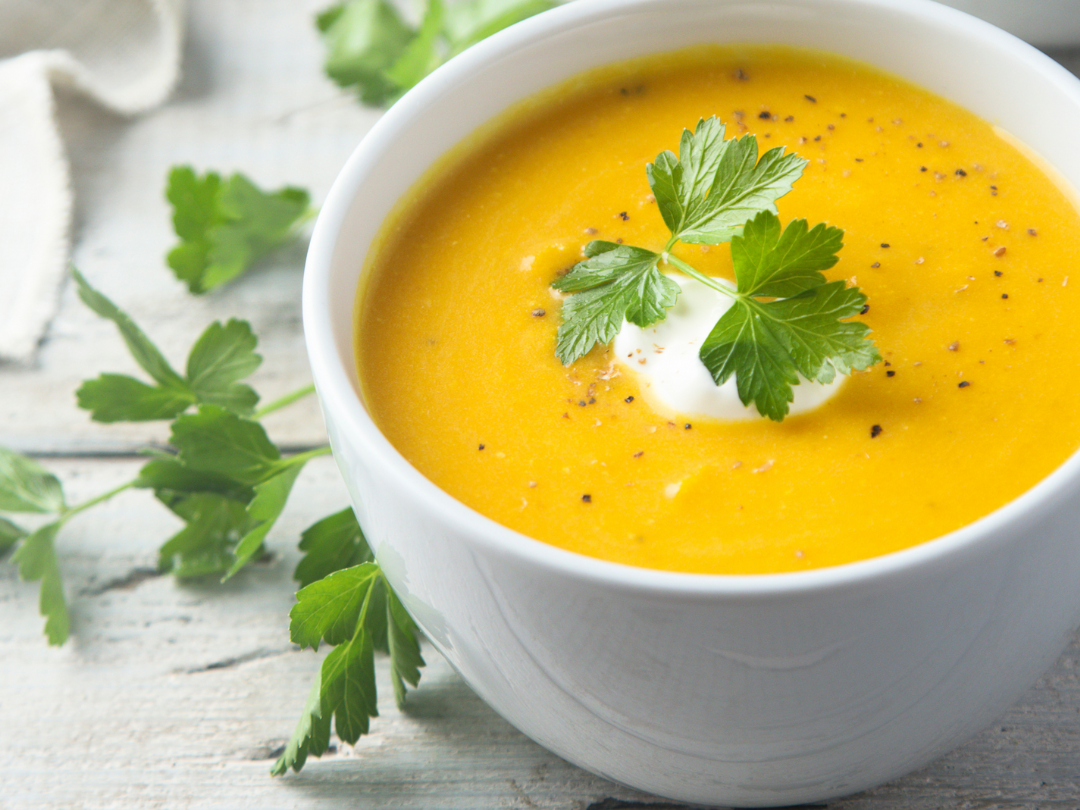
[553,243,676,365]
[648,117,807,244]
[695,213,878,420]
[74,268,263,421]
[316,0,556,106]
[552,117,880,420]
[166,166,313,294]
[294,507,374,588]
[272,561,425,775]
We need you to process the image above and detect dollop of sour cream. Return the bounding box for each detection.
[613,274,844,420]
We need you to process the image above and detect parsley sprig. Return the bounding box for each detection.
[13,0,565,771]
[316,0,556,106]
[2,448,77,645]
[2,269,332,642]
[5,164,425,776]
[552,117,881,421]
[5,260,425,773]
[271,559,425,775]
[166,167,314,294]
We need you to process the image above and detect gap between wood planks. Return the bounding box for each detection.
[5,439,328,458]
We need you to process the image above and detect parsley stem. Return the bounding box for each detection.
[61,479,138,524]
[290,207,319,235]
[254,384,317,419]
[355,573,377,640]
[284,445,334,466]
[663,254,740,301]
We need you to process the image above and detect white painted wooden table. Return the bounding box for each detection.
[2,3,1079,808]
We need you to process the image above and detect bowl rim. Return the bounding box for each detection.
[303,0,1080,599]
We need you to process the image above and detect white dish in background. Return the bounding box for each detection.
[936,0,1080,47]
[304,0,1080,805]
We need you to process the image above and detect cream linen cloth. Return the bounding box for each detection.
[0,0,185,363]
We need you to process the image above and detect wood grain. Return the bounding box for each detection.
[1,1,1079,807]
[2,457,1079,809]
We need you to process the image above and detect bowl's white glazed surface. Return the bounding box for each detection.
[304,1,1080,804]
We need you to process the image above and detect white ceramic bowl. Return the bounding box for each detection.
[303,0,1080,804]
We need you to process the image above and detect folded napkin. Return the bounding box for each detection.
[0,0,185,363]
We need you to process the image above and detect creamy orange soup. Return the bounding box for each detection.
[356,46,1080,574]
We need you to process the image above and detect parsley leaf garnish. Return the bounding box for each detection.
[0,516,26,554]
[0,448,69,645]
[1,443,133,646]
[552,117,880,420]
[272,560,425,776]
[294,507,374,588]
[316,0,556,106]
[166,166,313,294]
[0,450,68,643]
[698,213,879,419]
[12,170,428,771]
[0,446,66,514]
[648,117,807,244]
[168,405,283,483]
[317,0,415,106]
[152,492,248,578]
[6,267,344,643]
[157,404,332,580]
[553,243,676,364]
[12,523,68,646]
[74,267,262,420]
[75,270,331,584]
[442,0,556,55]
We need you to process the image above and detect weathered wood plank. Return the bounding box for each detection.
[2,2,1080,807]
[0,456,652,809]
[1,457,1079,810]
[0,0,378,454]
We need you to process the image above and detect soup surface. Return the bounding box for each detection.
[356,46,1080,574]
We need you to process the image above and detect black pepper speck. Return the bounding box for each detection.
[581,494,592,503]
[870,424,883,438]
